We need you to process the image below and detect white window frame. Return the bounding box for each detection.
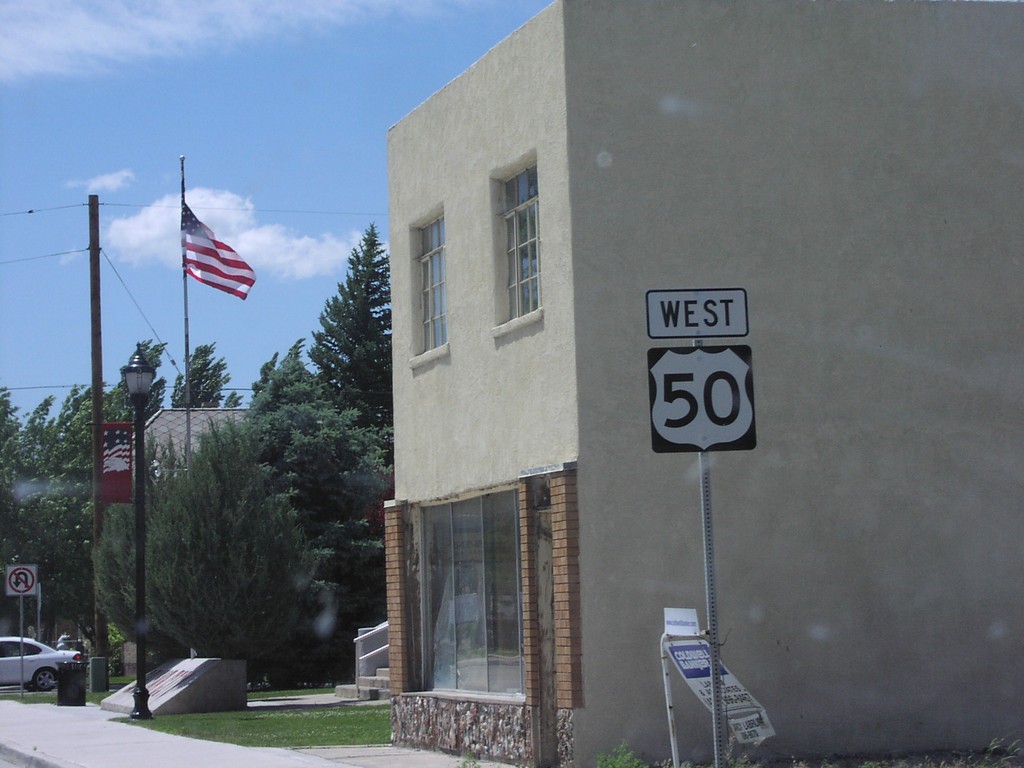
[419,215,447,352]
[503,167,540,320]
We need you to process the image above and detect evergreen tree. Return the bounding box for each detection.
[309,224,392,456]
[98,422,313,659]
[171,343,233,409]
[247,343,389,684]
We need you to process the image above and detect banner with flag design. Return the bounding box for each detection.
[101,422,133,504]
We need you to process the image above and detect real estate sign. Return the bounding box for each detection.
[664,638,775,745]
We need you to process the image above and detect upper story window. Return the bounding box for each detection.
[420,215,447,352]
[503,166,540,320]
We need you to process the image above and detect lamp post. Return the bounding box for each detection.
[121,344,155,720]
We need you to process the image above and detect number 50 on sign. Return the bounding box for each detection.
[648,346,756,453]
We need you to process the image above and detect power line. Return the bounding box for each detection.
[100,248,182,377]
[3,384,253,395]
[2,202,387,217]
[0,204,86,217]
[0,248,88,266]
[99,201,388,217]
[4,384,83,393]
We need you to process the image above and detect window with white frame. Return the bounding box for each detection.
[503,166,540,319]
[422,491,522,694]
[419,216,447,351]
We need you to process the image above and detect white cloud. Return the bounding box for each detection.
[66,168,136,193]
[106,187,360,279]
[0,0,470,82]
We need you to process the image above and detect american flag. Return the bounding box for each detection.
[101,423,133,504]
[181,202,255,300]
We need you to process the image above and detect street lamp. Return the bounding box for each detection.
[121,344,155,720]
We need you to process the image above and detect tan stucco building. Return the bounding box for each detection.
[384,2,1024,765]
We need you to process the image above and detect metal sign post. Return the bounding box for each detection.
[693,335,727,768]
[698,449,728,768]
[19,594,25,697]
[6,565,39,699]
[646,288,761,768]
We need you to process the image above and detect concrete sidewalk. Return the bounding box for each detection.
[0,698,505,768]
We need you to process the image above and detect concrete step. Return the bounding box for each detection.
[335,667,392,701]
[335,683,375,700]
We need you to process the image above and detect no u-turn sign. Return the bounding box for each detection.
[5,564,39,597]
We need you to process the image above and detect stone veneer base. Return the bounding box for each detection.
[391,694,575,767]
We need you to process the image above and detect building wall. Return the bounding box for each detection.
[387,13,582,762]
[388,1,1024,765]
[561,0,1024,764]
[387,2,577,505]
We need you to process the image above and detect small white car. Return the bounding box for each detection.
[0,637,82,691]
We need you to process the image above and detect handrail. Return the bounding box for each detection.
[354,621,389,679]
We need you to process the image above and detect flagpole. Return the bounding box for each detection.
[180,155,192,467]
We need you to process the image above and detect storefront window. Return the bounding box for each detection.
[423,491,523,693]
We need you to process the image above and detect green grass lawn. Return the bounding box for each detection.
[124,704,391,748]
[1,683,333,707]
[1,686,392,749]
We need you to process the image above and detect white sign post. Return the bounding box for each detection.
[6,564,39,698]
[647,289,762,768]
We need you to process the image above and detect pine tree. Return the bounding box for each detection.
[97,421,313,660]
[246,343,389,684]
[309,224,392,456]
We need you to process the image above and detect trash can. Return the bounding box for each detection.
[57,661,87,706]
[88,657,108,693]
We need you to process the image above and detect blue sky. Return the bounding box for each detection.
[0,0,552,418]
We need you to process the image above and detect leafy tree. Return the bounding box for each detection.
[171,342,237,408]
[247,343,389,684]
[0,389,19,460]
[1,389,95,639]
[97,423,314,659]
[309,224,392,457]
[0,390,21,635]
[0,342,169,643]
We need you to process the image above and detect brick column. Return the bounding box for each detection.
[519,478,542,706]
[384,500,409,695]
[550,470,583,709]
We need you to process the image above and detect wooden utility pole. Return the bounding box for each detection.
[89,194,109,658]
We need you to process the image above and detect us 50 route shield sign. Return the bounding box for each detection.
[648,346,756,452]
